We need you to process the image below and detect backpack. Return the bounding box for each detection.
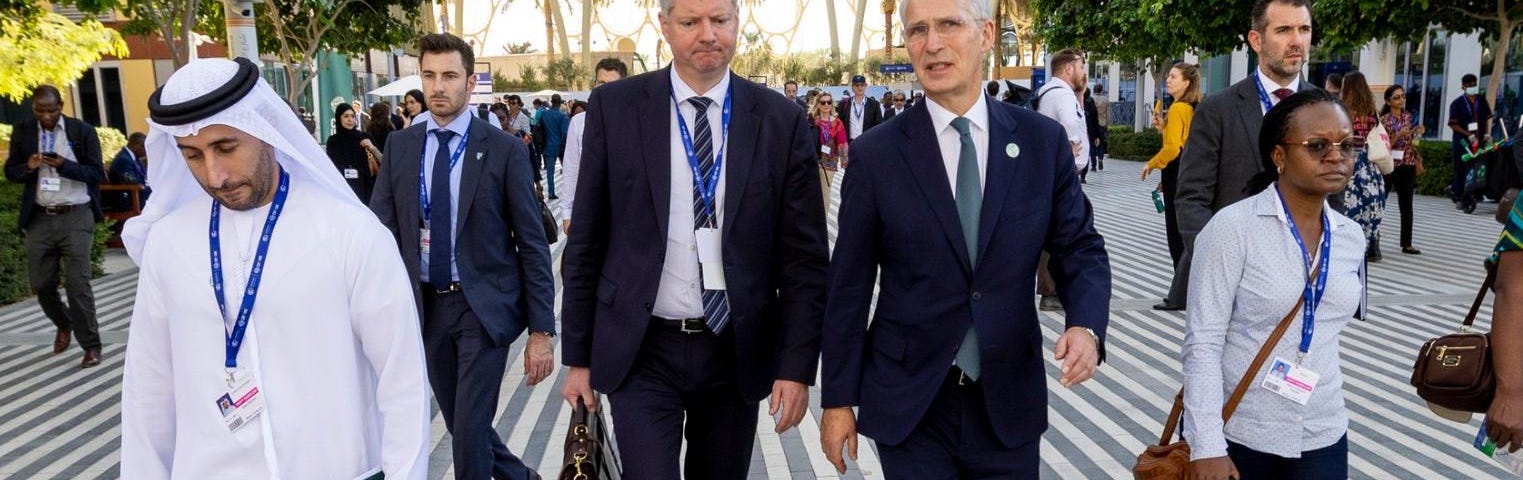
[1024,83,1060,112]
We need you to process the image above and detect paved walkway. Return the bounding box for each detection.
[0,159,1513,479]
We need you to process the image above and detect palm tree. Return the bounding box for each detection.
[882,0,895,56]
[537,0,572,61]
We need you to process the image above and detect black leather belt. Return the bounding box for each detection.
[652,316,708,334]
[423,281,462,295]
[36,204,77,215]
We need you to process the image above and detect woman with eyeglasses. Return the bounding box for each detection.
[812,92,848,207]
[1380,85,1426,255]
[1339,72,1388,262]
[1182,89,1365,480]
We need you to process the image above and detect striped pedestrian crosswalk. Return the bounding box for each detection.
[0,159,1514,478]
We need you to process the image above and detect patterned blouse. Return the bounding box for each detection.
[1351,115,1377,138]
[1380,111,1422,167]
[1495,195,1523,264]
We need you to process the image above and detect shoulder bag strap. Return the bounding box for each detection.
[1462,266,1499,329]
[1155,250,1327,446]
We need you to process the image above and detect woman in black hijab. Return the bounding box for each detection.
[327,102,381,201]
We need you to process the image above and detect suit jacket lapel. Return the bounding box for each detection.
[404,126,427,227]
[456,119,487,229]
[722,76,758,241]
[1236,81,1264,167]
[898,104,972,276]
[642,70,673,237]
[976,99,1017,270]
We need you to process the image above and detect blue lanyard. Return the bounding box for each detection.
[210,169,290,371]
[419,126,470,224]
[40,128,55,154]
[1252,74,1275,113]
[1276,187,1332,361]
[1463,96,1478,124]
[672,86,733,223]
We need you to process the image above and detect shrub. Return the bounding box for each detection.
[1416,141,1452,197]
[1107,126,1161,161]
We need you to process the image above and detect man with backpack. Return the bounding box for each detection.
[1033,48,1091,312]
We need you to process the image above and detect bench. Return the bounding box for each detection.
[99,184,142,248]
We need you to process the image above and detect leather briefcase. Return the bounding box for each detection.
[559,402,621,480]
[1134,295,1306,479]
[1412,267,1498,418]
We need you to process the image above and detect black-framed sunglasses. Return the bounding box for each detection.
[1282,136,1367,158]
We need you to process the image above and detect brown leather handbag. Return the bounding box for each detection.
[1133,295,1306,480]
[559,402,621,480]
[1411,267,1499,417]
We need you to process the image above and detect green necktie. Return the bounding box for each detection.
[951,116,982,381]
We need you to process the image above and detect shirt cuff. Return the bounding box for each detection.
[1188,436,1229,461]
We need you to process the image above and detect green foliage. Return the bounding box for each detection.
[492,71,513,92]
[0,182,27,304]
[504,42,538,55]
[1106,126,1163,161]
[0,12,130,102]
[1418,140,1455,197]
[545,58,588,90]
[514,64,546,91]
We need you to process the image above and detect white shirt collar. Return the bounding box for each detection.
[670,68,732,106]
[424,107,474,137]
[1255,66,1300,93]
[924,94,989,137]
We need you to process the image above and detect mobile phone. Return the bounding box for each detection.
[41,152,59,158]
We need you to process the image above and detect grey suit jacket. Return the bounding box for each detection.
[1174,76,1318,241]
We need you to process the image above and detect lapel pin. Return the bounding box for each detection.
[475,151,483,161]
[1006,143,1020,159]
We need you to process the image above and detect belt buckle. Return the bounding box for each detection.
[434,282,459,294]
[958,371,971,386]
[679,318,705,334]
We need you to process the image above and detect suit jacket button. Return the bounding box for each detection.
[971,292,982,301]
[643,303,653,312]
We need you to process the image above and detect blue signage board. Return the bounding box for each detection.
[879,63,914,74]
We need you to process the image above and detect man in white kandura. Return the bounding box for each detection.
[118,57,431,479]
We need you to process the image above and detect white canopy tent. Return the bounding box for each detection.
[368,75,420,96]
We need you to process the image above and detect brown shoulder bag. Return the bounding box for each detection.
[559,402,622,480]
[1132,295,1306,479]
[1411,267,1499,417]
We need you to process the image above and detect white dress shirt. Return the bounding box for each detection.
[411,106,502,129]
[418,111,473,284]
[652,69,731,320]
[849,98,867,140]
[924,95,989,194]
[1036,77,1090,171]
[561,112,587,221]
[1255,67,1301,114]
[1182,185,1365,461]
[36,121,91,207]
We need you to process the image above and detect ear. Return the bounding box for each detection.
[1247,29,1263,54]
[1271,145,1287,172]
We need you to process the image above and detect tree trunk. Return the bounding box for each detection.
[551,0,572,64]
[991,2,1002,77]
[1486,20,1513,119]
[884,10,893,56]
[850,0,867,60]
[581,0,595,68]
[543,0,556,60]
[825,0,840,58]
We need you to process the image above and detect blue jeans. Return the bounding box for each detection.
[1226,434,1347,480]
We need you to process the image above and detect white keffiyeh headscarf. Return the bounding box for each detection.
[123,58,361,263]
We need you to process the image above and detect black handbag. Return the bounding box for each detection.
[534,182,559,244]
[559,403,621,480]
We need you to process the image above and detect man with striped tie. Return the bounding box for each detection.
[558,0,829,478]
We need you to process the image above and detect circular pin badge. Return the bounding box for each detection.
[1006,143,1020,158]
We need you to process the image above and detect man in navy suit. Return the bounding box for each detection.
[819,0,1111,477]
[558,0,829,477]
[369,33,555,480]
[107,132,150,209]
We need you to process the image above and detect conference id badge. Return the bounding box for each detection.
[1469,122,1480,132]
[1260,356,1320,405]
[420,228,431,257]
[820,145,832,156]
[344,168,360,180]
[216,374,266,433]
[39,176,61,192]
[695,228,726,290]
[1393,150,1406,160]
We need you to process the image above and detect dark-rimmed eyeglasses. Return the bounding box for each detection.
[1282,136,1367,158]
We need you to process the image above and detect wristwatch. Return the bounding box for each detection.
[530,331,556,338]
[1077,327,1099,345]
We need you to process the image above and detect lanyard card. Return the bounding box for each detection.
[420,228,431,257]
[39,176,62,192]
[216,373,266,433]
[1260,356,1320,405]
[344,168,360,179]
[695,227,726,290]
[1469,122,1481,132]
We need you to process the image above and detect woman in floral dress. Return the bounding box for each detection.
[1340,72,1387,261]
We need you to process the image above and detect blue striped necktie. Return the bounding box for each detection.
[688,97,731,334]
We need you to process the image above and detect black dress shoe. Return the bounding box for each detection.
[1402,246,1422,255]
[53,328,71,354]
[81,348,102,368]
[1153,302,1185,311]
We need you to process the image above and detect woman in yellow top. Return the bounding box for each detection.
[1143,62,1202,269]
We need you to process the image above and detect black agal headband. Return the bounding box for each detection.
[148,57,261,126]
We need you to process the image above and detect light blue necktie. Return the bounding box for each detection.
[951,117,982,380]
